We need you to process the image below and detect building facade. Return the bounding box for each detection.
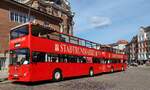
[126,36,138,64]
[17,0,74,35]
[144,26,150,60]
[0,0,74,52]
[109,40,128,51]
[126,26,150,65]
[137,27,148,64]
[0,0,74,70]
[114,40,128,50]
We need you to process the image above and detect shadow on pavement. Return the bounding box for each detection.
[12,75,91,86]
[11,71,124,86]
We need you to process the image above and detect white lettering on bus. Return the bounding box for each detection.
[54,43,102,57]
[55,44,60,52]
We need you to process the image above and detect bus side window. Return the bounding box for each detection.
[112,60,115,63]
[32,52,46,62]
[77,57,80,63]
[93,58,101,63]
[107,60,111,64]
[121,60,124,63]
[100,59,105,64]
[78,57,86,63]
[117,60,120,63]
[123,60,127,64]
[51,54,59,63]
[48,56,51,62]
[104,60,107,64]
[58,54,68,63]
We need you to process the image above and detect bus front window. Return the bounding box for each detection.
[10,49,30,65]
[10,25,29,40]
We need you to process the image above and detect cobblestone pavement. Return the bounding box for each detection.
[0,66,150,90]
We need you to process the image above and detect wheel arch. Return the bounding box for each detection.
[89,67,93,70]
[52,68,63,81]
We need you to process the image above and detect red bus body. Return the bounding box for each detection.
[8,23,127,82]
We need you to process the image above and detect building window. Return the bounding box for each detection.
[52,0,62,5]
[58,11,62,17]
[10,10,35,23]
[10,11,15,21]
[14,0,24,3]
[60,23,64,33]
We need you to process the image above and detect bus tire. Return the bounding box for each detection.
[89,68,94,77]
[53,70,62,81]
[111,67,114,73]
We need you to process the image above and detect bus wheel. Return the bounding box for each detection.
[89,69,94,77]
[53,70,62,81]
[121,67,124,71]
[111,68,114,73]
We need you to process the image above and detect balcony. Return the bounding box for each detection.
[13,0,73,16]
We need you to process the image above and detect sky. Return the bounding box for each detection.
[69,0,150,44]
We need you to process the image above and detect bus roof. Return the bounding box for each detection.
[10,22,125,54]
[10,22,30,31]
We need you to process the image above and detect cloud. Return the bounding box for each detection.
[90,16,111,28]
[74,16,112,34]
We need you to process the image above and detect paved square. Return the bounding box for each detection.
[0,66,150,90]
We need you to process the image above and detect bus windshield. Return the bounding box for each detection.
[10,49,30,65]
[10,25,29,40]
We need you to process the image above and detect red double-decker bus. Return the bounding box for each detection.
[8,22,127,82]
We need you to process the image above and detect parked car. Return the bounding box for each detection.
[146,61,150,66]
[130,63,138,67]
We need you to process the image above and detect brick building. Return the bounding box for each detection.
[0,0,74,52]
[0,0,74,70]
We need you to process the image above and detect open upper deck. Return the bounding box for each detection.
[10,22,125,54]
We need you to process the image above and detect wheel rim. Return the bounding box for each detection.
[55,71,61,80]
[90,70,94,76]
[122,67,124,71]
[111,68,114,72]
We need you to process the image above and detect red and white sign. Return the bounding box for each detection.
[54,43,102,57]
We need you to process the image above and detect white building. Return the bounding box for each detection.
[111,40,128,50]
[113,44,126,50]
[137,27,148,64]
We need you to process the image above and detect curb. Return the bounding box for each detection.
[0,78,8,82]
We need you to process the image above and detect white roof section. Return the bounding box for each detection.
[10,22,31,31]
